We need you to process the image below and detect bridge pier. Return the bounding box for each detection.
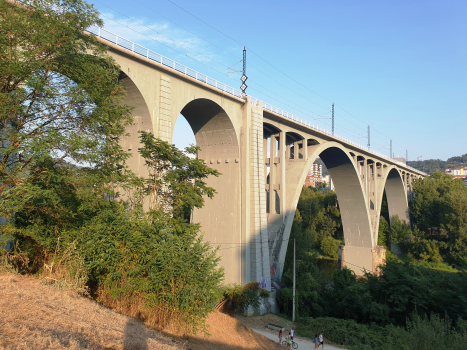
[338,244,386,275]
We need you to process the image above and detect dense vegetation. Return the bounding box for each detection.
[1,0,225,334]
[277,173,467,348]
[407,153,467,174]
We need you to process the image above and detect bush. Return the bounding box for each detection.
[295,317,387,349]
[321,236,339,258]
[383,314,467,350]
[296,314,467,350]
[222,282,269,312]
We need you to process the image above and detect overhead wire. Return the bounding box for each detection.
[95,1,333,122]
[95,0,417,159]
[163,0,417,158]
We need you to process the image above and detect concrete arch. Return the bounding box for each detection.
[379,167,410,224]
[118,72,153,178]
[173,98,242,285]
[177,98,239,161]
[286,132,306,160]
[263,122,283,137]
[271,141,374,276]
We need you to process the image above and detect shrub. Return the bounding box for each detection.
[222,282,269,312]
[320,236,339,258]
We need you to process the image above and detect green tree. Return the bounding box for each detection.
[1,0,225,334]
[0,0,132,199]
[378,217,390,248]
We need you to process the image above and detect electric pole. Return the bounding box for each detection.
[332,103,334,136]
[240,47,248,94]
[390,140,392,158]
[406,150,408,162]
[292,238,296,322]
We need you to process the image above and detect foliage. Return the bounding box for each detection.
[1,1,225,333]
[295,316,387,349]
[378,217,390,248]
[222,282,269,312]
[2,129,224,333]
[407,153,467,174]
[75,207,223,333]
[388,215,411,245]
[320,236,339,258]
[295,314,467,350]
[0,0,132,199]
[382,314,467,350]
[409,172,467,264]
[137,131,219,223]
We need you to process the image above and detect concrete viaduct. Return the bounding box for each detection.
[90,26,424,291]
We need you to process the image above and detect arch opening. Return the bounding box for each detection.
[270,141,375,279]
[173,98,242,284]
[119,72,153,178]
[384,168,410,224]
[263,123,283,215]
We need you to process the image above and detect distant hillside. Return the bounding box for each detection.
[407,154,467,174]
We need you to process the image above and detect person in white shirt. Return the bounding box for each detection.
[290,327,294,341]
[318,332,324,348]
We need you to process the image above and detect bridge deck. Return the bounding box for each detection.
[87,25,424,176]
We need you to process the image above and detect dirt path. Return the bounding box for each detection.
[236,314,345,350]
[251,327,343,350]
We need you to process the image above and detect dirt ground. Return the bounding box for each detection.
[0,273,284,350]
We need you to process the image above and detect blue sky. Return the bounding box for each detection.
[87,0,467,161]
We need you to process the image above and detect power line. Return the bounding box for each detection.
[94,0,232,70]
[96,3,331,122]
[97,0,418,159]
[163,0,418,158]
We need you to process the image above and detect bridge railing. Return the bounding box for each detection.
[87,26,245,99]
[253,98,423,174]
[87,26,424,176]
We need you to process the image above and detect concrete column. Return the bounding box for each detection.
[364,159,368,197]
[293,141,299,160]
[286,143,291,160]
[241,97,252,285]
[269,135,277,215]
[302,139,308,160]
[374,164,378,211]
[248,99,271,290]
[278,131,286,219]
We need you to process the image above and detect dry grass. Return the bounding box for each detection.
[0,273,285,350]
[179,312,285,350]
[0,273,185,350]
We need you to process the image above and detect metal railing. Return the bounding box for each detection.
[87,26,424,176]
[87,26,244,99]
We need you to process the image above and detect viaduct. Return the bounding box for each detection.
[89,26,424,291]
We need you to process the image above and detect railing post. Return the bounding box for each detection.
[146,49,148,58]
[98,26,101,37]
[132,43,134,52]
[116,36,118,45]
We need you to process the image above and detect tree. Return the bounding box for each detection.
[1,0,225,334]
[0,0,132,201]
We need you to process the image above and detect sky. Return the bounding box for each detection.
[86,0,467,161]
